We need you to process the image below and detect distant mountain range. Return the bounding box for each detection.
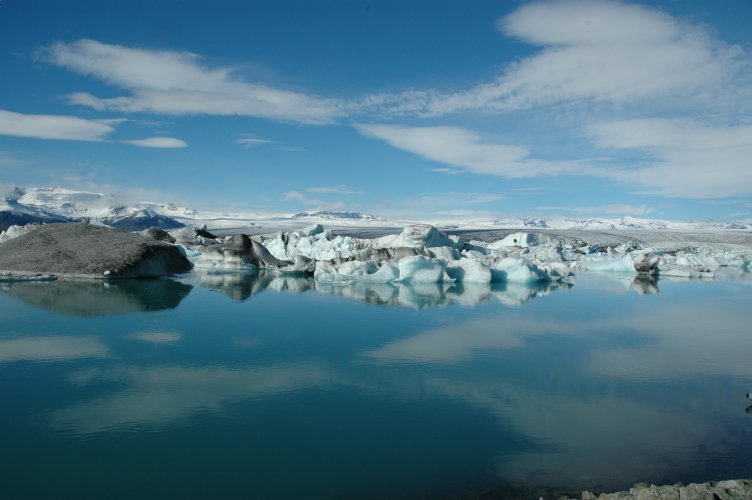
[1,186,749,234]
[0,187,188,232]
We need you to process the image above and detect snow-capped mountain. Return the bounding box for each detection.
[1,187,187,232]
[2,186,749,234]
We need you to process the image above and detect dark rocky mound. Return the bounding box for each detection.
[0,223,192,278]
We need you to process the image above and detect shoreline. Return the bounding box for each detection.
[469,479,752,499]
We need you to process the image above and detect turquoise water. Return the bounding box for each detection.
[1,272,751,499]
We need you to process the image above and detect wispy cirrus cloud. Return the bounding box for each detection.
[28,2,752,203]
[306,185,363,195]
[41,39,344,124]
[367,0,746,117]
[353,1,752,200]
[122,137,187,148]
[0,109,188,148]
[0,152,24,167]
[357,124,597,178]
[588,118,752,198]
[541,203,655,216]
[234,136,273,149]
[0,109,115,141]
[283,191,346,211]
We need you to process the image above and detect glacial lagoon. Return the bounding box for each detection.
[1,272,751,499]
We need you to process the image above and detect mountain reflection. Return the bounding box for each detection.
[195,269,570,307]
[0,278,193,316]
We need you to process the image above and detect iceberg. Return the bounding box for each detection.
[194,234,293,271]
[579,254,637,274]
[164,221,748,290]
[487,232,541,249]
[446,257,492,284]
[372,224,460,249]
[491,257,551,283]
[0,223,40,243]
[396,255,453,284]
[314,259,399,283]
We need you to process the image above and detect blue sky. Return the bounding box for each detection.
[1,0,751,221]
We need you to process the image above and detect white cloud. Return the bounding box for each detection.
[0,152,23,167]
[122,136,188,148]
[0,108,114,141]
[367,191,505,222]
[283,191,305,202]
[284,190,346,211]
[382,0,744,116]
[433,209,495,218]
[306,185,363,195]
[357,124,596,177]
[359,118,752,199]
[599,204,654,215]
[0,109,188,149]
[43,39,343,124]
[544,203,655,216]
[589,118,752,197]
[234,136,273,149]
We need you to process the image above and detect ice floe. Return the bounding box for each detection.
[167,222,750,288]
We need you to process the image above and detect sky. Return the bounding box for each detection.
[1,0,752,222]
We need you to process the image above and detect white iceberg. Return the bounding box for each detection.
[578,254,636,274]
[446,257,492,284]
[488,232,541,249]
[491,257,551,283]
[396,255,453,283]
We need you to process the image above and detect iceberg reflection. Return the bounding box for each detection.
[0,278,193,316]
[196,270,315,301]
[359,290,752,488]
[2,271,750,498]
[194,270,568,308]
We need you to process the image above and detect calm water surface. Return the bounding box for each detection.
[1,272,751,499]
